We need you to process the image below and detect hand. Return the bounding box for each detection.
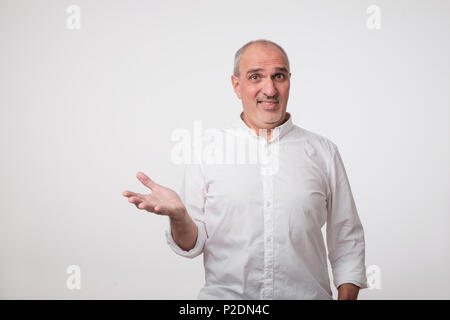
[337,283,360,300]
[122,172,187,220]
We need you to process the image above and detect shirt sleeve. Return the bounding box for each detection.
[165,163,208,259]
[325,145,368,289]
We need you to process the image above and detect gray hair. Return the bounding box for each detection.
[233,39,290,77]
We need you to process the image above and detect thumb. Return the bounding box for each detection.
[136,172,157,190]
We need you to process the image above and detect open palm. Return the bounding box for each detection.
[122,172,186,219]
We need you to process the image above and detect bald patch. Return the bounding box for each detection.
[233,39,290,77]
[239,45,289,77]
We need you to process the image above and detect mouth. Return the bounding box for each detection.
[257,100,279,110]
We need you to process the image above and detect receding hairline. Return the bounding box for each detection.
[233,39,290,77]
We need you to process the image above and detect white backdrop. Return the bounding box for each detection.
[0,0,449,299]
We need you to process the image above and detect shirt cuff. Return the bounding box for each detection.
[165,218,207,259]
[334,277,368,290]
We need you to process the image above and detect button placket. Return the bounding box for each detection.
[261,141,274,299]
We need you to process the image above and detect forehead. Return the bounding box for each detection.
[240,44,288,72]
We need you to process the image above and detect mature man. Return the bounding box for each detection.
[122,39,367,300]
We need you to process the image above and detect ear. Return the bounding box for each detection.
[231,75,241,100]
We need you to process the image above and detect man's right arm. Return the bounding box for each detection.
[170,209,198,251]
[123,171,200,252]
[123,170,207,258]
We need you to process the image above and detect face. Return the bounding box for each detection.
[231,43,291,131]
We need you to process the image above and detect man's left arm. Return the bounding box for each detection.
[337,283,360,300]
[325,145,368,300]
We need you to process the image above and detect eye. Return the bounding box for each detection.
[274,73,286,80]
[249,74,260,80]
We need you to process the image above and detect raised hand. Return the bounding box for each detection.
[122,172,187,220]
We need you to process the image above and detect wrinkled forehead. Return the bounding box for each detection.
[240,44,289,72]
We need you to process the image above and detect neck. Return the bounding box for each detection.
[241,112,289,142]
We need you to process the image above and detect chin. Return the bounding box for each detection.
[258,111,283,124]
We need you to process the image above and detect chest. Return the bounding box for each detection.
[203,151,329,217]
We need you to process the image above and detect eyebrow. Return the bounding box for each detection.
[246,67,289,76]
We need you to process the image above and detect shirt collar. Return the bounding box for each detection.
[233,111,293,142]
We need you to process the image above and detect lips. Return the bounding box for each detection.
[257,100,279,110]
[258,100,279,104]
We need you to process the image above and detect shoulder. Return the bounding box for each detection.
[288,124,338,159]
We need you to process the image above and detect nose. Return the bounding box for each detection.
[261,78,278,97]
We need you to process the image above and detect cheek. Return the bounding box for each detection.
[283,83,291,95]
[242,86,259,102]
[277,85,290,100]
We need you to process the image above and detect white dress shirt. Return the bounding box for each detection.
[165,112,367,300]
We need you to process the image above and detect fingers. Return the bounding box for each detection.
[123,180,161,213]
[122,190,138,197]
[127,196,162,214]
[138,202,147,210]
[136,172,157,190]
[128,197,149,211]
[128,196,142,205]
[127,196,153,212]
[122,190,146,201]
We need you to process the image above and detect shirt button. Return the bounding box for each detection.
[265,201,271,207]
